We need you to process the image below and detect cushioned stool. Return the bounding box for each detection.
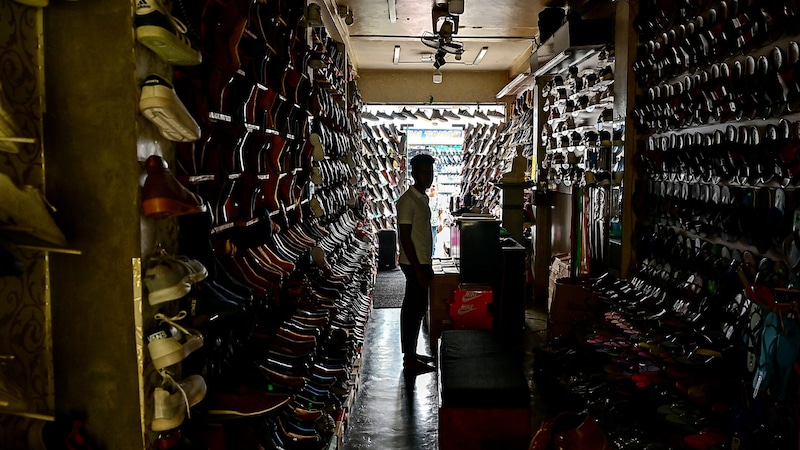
[438,330,531,450]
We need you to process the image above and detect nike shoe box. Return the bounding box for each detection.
[449,284,493,330]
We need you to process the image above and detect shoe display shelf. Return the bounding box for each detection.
[129,0,378,448]
[360,123,402,232]
[538,51,617,191]
[502,89,535,159]
[0,0,82,435]
[595,0,800,446]
[432,147,462,198]
[459,122,518,216]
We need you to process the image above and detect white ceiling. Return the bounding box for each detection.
[327,0,571,73]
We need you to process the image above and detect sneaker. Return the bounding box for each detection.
[135,0,202,66]
[402,358,435,374]
[141,155,206,218]
[457,108,473,118]
[361,111,379,121]
[147,311,204,370]
[442,110,460,120]
[0,173,67,247]
[151,373,207,431]
[139,74,201,142]
[474,110,490,121]
[0,81,23,154]
[144,250,207,305]
[430,109,447,121]
[487,110,505,118]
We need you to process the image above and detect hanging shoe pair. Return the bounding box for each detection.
[0,173,67,247]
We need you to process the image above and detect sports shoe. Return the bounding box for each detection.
[151,372,207,431]
[474,110,490,121]
[135,0,202,66]
[0,80,24,154]
[457,108,473,118]
[141,155,206,218]
[430,109,447,121]
[0,173,67,247]
[144,250,207,305]
[147,311,204,370]
[442,110,460,120]
[139,74,201,142]
[402,358,435,374]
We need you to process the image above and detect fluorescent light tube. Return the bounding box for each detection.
[473,46,488,65]
[393,45,400,65]
[388,0,397,23]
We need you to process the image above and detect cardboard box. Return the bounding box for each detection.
[548,277,600,339]
[548,253,571,312]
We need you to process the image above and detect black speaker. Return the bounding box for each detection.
[378,229,398,270]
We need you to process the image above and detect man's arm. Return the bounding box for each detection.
[399,223,431,287]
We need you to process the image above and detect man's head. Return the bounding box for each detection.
[410,154,435,191]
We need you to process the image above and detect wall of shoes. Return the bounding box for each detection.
[131,0,376,448]
[460,121,520,215]
[536,49,623,274]
[0,0,79,432]
[360,123,402,232]
[551,0,800,446]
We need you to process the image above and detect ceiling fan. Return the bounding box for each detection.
[420,30,465,57]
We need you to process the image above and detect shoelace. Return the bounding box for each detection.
[154,311,192,338]
[160,370,192,419]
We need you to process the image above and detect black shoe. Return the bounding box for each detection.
[402,358,435,374]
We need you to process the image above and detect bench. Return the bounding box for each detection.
[438,329,531,450]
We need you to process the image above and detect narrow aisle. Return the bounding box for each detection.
[342,298,438,449]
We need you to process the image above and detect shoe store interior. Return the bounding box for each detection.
[2,0,800,448]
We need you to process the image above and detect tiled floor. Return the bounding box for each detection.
[342,308,438,450]
[342,270,548,450]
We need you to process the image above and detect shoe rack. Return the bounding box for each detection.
[133,0,375,448]
[626,0,800,443]
[535,46,624,276]
[0,0,83,434]
[360,123,401,232]
[459,121,520,215]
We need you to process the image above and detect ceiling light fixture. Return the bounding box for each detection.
[473,46,488,65]
[433,68,443,84]
[387,0,397,23]
[495,73,530,98]
[392,45,401,65]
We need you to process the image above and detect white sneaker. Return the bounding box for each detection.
[0,173,66,247]
[139,74,201,142]
[135,0,201,66]
[151,372,207,431]
[144,251,207,305]
[147,311,203,370]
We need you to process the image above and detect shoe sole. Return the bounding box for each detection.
[148,334,204,370]
[151,389,186,431]
[140,84,201,142]
[148,281,191,305]
[142,196,205,218]
[136,25,201,66]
